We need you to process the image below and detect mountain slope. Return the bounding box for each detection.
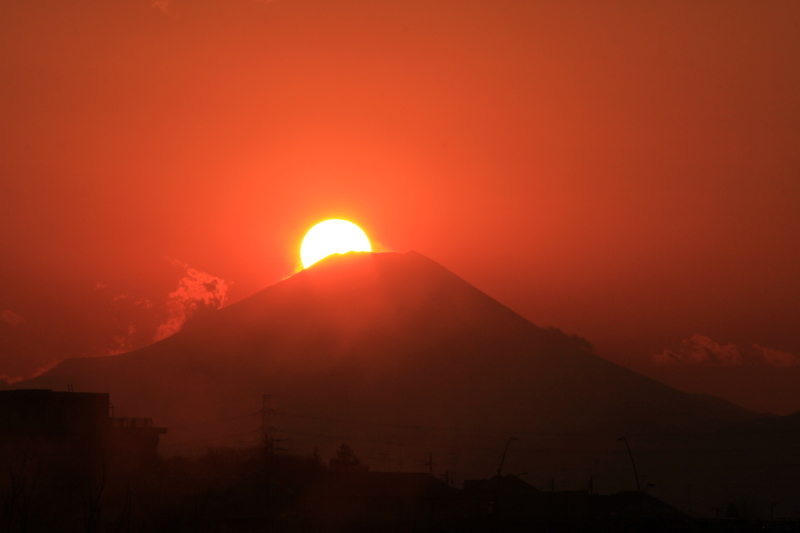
[19,251,755,453]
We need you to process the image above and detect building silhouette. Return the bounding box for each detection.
[0,389,166,469]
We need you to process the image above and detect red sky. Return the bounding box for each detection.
[1,1,799,413]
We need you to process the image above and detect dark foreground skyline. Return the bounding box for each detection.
[1,2,799,529]
[1,380,798,530]
[6,251,800,526]
[2,0,800,416]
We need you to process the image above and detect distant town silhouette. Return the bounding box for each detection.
[2,253,798,531]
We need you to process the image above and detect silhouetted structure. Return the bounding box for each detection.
[299,471,466,530]
[0,389,166,469]
[464,475,692,532]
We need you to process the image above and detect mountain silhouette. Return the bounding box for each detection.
[17,251,756,458]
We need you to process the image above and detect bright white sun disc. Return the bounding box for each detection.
[300,219,372,269]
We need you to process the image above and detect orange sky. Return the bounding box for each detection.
[1,1,799,413]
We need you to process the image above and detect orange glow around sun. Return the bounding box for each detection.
[300,219,372,269]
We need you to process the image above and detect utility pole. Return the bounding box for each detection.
[617,437,641,492]
[449,452,458,487]
[497,437,518,477]
[262,395,273,466]
[688,483,692,517]
[262,395,273,508]
[422,453,433,475]
[272,438,288,455]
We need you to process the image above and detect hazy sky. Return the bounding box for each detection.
[1,1,799,412]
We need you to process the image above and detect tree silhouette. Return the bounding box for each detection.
[329,443,368,472]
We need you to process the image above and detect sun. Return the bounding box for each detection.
[300,219,372,269]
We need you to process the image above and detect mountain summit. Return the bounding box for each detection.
[20,251,753,456]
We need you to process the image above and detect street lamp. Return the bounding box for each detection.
[617,437,641,492]
[497,437,518,477]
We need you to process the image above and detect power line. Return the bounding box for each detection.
[272,409,600,436]
[272,409,759,439]
[161,405,796,442]
[272,427,401,447]
[168,411,258,430]
[159,405,800,456]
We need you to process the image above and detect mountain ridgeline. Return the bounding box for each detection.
[20,252,754,453]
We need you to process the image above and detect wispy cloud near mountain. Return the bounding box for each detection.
[655,334,800,367]
[154,264,230,341]
[1,310,25,328]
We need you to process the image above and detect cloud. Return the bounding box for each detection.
[0,360,59,386]
[655,334,800,367]
[654,334,742,365]
[154,265,230,341]
[152,0,171,15]
[92,285,157,356]
[1,310,25,328]
[1,262,228,380]
[752,344,800,367]
[109,323,138,356]
[112,293,154,309]
[92,262,229,354]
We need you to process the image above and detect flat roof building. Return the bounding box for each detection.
[0,389,166,469]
